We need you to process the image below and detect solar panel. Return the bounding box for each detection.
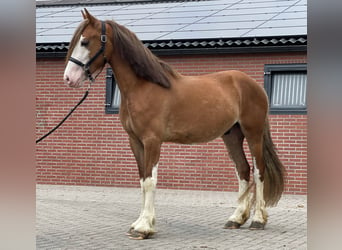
[164,4,227,12]
[151,10,217,19]
[286,4,307,12]
[36,22,67,29]
[36,0,307,44]
[235,1,297,9]
[216,6,287,16]
[60,22,84,29]
[128,23,186,33]
[260,19,306,29]
[198,13,275,23]
[180,0,239,6]
[135,32,170,41]
[159,29,247,40]
[125,2,181,9]
[130,17,200,26]
[245,26,307,37]
[183,21,263,31]
[275,11,307,20]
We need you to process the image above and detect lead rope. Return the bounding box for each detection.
[36,84,91,144]
[37,21,107,144]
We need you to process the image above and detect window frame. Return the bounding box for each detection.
[105,68,120,114]
[264,63,307,115]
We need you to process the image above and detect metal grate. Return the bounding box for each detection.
[112,85,121,109]
[271,72,307,108]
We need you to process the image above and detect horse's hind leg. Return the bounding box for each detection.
[222,123,252,229]
[242,124,268,230]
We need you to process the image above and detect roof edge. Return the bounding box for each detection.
[36,35,307,58]
[36,0,202,8]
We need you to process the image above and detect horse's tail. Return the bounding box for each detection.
[262,119,286,207]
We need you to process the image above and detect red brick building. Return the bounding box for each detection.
[36,0,307,194]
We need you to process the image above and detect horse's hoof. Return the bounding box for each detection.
[126,227,134,236]
[249,221,265,230]
[128,229,153,240]
[224,221,241,229]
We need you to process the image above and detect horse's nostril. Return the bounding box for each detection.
[64,75,73,87]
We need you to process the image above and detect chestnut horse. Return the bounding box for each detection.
[64,9,285,240]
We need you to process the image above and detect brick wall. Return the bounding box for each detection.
[36,52,307,194]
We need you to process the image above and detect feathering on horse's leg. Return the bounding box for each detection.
[239,116,268,229]
[222,124,252,229]
[243,118,285,230]
[248,141,268,230]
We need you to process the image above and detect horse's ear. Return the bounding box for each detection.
[82,8,96,24]
[81,9,87,19]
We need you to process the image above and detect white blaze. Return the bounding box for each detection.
[64,35,90,88]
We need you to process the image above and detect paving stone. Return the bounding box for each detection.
[36,185,307,250]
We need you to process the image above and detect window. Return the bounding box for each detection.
[264,64,307,114]
[105,68,120,114]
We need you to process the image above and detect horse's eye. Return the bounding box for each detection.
[80,39,89,47]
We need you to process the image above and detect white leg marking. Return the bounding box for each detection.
[131,179,145,228]
[252,157,267,223]
[133,164,158,233]
[228,179,251,224]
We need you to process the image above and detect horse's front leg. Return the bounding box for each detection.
[126,137,145,235]
[127,136,161,240]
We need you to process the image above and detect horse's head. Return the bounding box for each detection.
[64,9,109,88]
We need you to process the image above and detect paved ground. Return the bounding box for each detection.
[36,185,307,250]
